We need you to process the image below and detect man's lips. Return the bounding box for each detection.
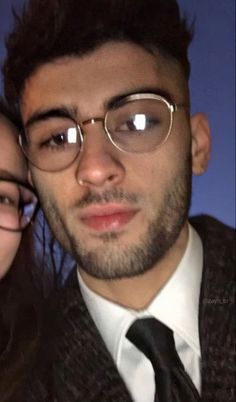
[79,204,139,231]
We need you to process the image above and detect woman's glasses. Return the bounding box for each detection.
[0,178,38,231]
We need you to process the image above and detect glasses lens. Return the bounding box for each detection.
[23,117,81,171]
[0,180,37,231]
[106,98,172,153]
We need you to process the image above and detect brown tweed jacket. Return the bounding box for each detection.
[25,215,235,402]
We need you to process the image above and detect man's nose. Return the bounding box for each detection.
[75,122,125,189]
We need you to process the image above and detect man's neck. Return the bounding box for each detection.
[79,223,189,310]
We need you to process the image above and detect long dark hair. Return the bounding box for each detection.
[0,98,40,401]
[0,226,43,402]
[0,211,74,402]
[0,97,75,401]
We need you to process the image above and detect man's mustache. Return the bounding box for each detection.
[74,188,139,209]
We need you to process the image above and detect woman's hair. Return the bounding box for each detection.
[0,213,75,401]
[1,91,75,398]
[0,227,43,402]
[0,98,39,400]
[0,97,22,129]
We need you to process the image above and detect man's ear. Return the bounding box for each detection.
[190,113,211,175]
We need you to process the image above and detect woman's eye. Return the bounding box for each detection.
[0,195,17,207]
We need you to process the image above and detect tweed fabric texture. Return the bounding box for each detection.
[192,216,235,402]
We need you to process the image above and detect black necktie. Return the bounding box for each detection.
[126,318,201,402]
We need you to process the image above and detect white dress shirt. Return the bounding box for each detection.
[78,224,203,402]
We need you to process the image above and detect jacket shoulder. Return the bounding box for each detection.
[193,216,236,401]
[190,214,235,260]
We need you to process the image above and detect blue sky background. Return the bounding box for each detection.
[0,0,235,227]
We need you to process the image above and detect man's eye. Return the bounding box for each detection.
[39,127,78,150]
[118,114,160,132]
[43,132,69,147]
[53,132,69,145]
[119,118,139,131]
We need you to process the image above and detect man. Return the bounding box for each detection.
[3,0,235,401]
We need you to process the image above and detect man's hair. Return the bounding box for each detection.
[3,0,193,104]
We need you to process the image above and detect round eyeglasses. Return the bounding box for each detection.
[0,178,38,232]
[20,93,187,172]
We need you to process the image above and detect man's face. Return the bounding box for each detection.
[20,42,204,280]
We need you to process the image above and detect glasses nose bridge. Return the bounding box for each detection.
[79,115,109,145]
[82,116,104,126]
[81,116,105,136]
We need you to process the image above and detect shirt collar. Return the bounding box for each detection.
[78,223,203,363]
[78,268,134,361]
[147,224,203,354]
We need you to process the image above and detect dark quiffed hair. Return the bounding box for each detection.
[3,0,193,104]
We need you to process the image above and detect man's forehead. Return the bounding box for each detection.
[21,42,187,116]
[23,41,184,84]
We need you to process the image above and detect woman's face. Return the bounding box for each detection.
[0,114,28,279]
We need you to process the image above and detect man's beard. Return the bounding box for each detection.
[39,154,192,280]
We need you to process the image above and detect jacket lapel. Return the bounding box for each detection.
[51,270,133,401]
[26,215,235,402]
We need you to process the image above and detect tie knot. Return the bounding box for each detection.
[126,318,181,370]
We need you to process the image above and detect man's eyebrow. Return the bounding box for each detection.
[24,106,76,130]
[107,87,173,109]
[24,87,173,128]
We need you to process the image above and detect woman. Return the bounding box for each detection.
[0,98,39,402]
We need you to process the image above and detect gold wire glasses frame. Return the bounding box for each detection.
[0,178,38,232]
[20,93,187,172]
